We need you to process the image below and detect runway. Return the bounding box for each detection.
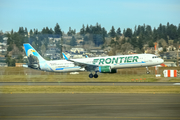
[0,93,180,120]
[0,82,180,86]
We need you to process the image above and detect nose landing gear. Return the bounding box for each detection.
[146,67,150,74]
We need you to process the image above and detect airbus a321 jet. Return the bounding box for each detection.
[23,43,164,78]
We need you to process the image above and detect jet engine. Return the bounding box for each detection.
[98,66,117,73]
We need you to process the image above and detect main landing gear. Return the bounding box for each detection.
[146,67,150,74]
[89,72,98,78]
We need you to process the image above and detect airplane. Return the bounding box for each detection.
[23,43,164,78]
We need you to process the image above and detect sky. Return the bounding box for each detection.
[0,0,180,33]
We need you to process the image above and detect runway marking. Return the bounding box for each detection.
[0,116,180,119]
[0,103,180,107]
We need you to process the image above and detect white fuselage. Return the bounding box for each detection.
[39,54,164,72]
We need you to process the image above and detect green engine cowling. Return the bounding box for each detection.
[99,66,117,73]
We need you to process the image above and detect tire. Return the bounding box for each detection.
[146,71,150,74]
[89,74,94,78]
[94,74,98,78]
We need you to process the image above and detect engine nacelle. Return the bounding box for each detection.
[111,69,117,73]
[99,66,117,73]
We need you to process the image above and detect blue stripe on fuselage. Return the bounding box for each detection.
[56,68,64,70]
[119,61,145,65]
[55,67,80,70]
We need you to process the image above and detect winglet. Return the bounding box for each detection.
[86,55,89,58]
[62,53,68,60]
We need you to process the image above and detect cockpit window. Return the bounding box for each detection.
[152,56,158,58]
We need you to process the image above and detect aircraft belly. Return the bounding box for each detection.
[112,62,149,69]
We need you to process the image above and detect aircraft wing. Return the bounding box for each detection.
[62,53,99,71]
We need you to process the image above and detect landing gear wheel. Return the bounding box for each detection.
[146,71,150,74]
[89,73,94,78]
[94,74,98,78]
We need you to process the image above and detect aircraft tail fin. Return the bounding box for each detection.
[23,43,46,66]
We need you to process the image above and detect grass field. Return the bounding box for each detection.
[0,67,180,82]
[0,74,158,82]
[1,86,180,93]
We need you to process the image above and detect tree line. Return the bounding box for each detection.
[1,22,180,66]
